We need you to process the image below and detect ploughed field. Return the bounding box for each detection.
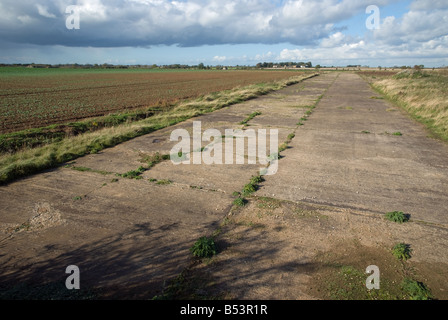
[0,68,298,134]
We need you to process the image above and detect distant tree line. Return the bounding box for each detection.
[0,63,249,70]
[256,61,313,68]
[1,63,441,70]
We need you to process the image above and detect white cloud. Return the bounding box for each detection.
[374,9,448,45]
[17,15,34,25]
[76,0,108,21]
[320,32,349,48]
[410,0,448,11]
[213,55,227,62]
[36,4,56,18]
[277,33,447,66]
[254,51,275,61]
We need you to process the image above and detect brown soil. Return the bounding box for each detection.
[0,70,302,134]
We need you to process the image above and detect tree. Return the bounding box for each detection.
[414,65,424,70]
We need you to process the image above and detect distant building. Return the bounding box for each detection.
[26,64,49,68]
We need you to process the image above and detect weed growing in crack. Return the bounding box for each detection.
[385,211,410,223]
[239,111,262,126]
[241,175,265,197]
[392,243,412,261]
[170,151,188,163]
[69,165,113,176]
[385,131,403,136]
[250,175,265,185]
[233,197,247,207]
[278,143,289,153]
[117,166,146,179]
[268,152,279,160]
[242,183,257,196]
[190,236,217,259]
[142,152,170,168]
[156,179,172,185]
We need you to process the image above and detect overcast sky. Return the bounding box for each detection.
[1,0,447,67]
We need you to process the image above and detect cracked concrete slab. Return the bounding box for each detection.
[258,72,448,225]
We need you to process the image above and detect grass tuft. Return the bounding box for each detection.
[242,183,257,196]
[392,243,412,261]
[118,166,146,179]
[190,236,217,259]
[385,211,410,223]
[250,175,264,185]
[233,197,247,207]
[239,111,262,125]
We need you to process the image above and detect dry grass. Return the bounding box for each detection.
[370,69,448,142]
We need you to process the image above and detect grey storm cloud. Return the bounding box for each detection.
[0,0,395,48]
